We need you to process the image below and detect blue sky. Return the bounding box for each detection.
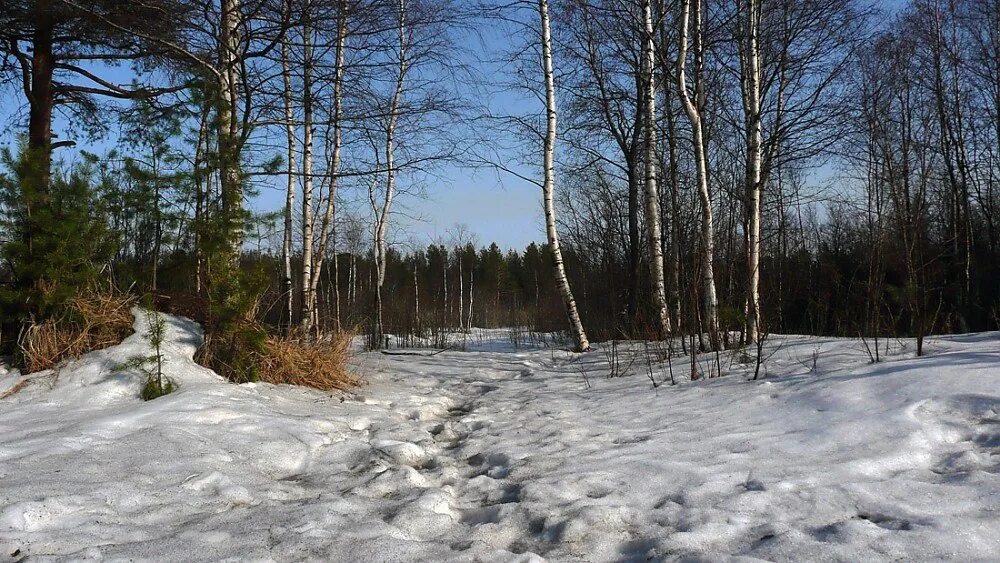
[0,1,907,252]
[0,16,548,252]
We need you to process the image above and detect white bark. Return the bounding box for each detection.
[642,0,671,338]
[677,0,721,350]
[371,0,407,345]
[349,252,356,304]
[539,0,589,352]
[740,0,763,344]
[307,0,348,334]
[300,9,316,333]
[467,267,474,332]
[413,257,420,332]
[281,9,296,331]
[441,252,448,324]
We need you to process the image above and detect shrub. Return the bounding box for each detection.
[196,319,268,384]
[18,289,136,373]
[258,331,358,391]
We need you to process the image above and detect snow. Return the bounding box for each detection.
[1,311,1000,561]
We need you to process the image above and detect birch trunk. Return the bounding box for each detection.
[657,7,683,335]
[539,0,590,352]
[307,0,348,334]
[300,9,316,333]
[371,0,407,346]
[642,0,671,338]
[442,254,448,325]
[467,267,474,332]
[281,12,296,331]
[740,0,763,344]
[349,252,356,304]
[413,258,420,333]
[677,0,721,350]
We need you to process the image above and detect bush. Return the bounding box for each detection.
[196,319,269,384]
[258,331,358,391]
[18,289,136,373]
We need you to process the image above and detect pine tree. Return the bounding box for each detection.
[0,147,115,326]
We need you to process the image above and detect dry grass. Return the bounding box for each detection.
[19,290,136,373]
[258,331,359,391]
[0,378,32,399]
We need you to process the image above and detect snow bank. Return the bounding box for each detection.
[1,314,999,561]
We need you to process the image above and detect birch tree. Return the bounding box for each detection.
[677,0,721,350]
[738,0,763,343]
[370,0,408,346]
[540,0,590,352]
[300,3,317,332]
[641,0,671,338]
[306,0,348,334]
[281,0,297,330]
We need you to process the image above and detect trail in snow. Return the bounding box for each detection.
[1,313,999,561]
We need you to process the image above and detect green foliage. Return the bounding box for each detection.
[141,376,176,401]
[0,146,116,322]
[118,306,176,401]
[194,184,269,383]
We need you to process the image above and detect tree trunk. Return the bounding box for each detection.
[194,108,208,295]
[281,14,296,331]
[458,255,464,331]
[300,9,316,333]
[677,0,721,350]
[413,258,420,333]
[740,0,763,344]
[540,0,589,352]
[218,0,242,253]
[642,0,670,339]
[372,0,407,346]
[626,162,641,326]
[28,1,55,193]
[308,0,348,334]
[468,266,474,332]
[334,246,342,332]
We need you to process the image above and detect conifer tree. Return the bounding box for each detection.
[0,147,115,325]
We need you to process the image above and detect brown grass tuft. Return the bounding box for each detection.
[258,331,359,391]
[19,290,137,373]
[0,378,32,399]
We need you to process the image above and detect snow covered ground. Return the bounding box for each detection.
[1,311,999,561]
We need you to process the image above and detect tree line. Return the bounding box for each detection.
[1,0,999,373]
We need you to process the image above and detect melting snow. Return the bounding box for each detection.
[1,312,999,561]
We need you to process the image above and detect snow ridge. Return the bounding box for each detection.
[1,316,1000,561]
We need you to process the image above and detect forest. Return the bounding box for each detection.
[1,0,999,371]
[5,1,1000,561]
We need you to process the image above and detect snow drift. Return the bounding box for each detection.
[1,311,999,561]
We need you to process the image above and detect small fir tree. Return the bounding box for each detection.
[118,307,176,401]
